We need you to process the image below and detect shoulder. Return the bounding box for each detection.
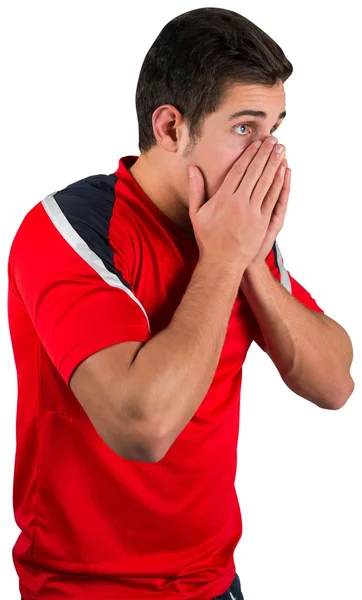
[42,172,118,232]
[10,172,134,288]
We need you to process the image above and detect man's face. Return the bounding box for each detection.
[177,81,286,203]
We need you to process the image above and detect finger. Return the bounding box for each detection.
[220,139,266,196]
[278,167,291,204]
[248,145,286,209]
[268,167,291,224]
[272,172,290,220]
[275,163,290,199]
[234,137,283,202]
[261,163,287,215]
[188,165,205,219]
[235,136,280,198]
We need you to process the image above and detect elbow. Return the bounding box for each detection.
[128,415,169,464]
[112,411,164,464]
[143,424,171,463]
[150,435,174,463]
[282,372,355,411]
[140,417,175,463]
[126,390,173,464]
[114,437,160,464]
[326,376,355,410]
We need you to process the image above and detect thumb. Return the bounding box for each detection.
[188,165,205,220]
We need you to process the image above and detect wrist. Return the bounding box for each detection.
[240,260,268,289]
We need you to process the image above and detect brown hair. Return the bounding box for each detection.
[135,7,293,153]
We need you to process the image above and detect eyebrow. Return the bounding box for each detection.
[228,109,287,122]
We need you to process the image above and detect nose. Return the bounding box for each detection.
[258,134,279,144]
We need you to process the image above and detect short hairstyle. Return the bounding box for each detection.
[135,7,293,154]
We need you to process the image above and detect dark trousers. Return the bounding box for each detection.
[212,572,244,599]
[21,574,244,600]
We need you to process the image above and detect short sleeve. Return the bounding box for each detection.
[253,240,324,352]
[9,185,152,386]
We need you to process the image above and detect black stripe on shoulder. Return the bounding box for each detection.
[271,241,279,273]
[53,173,132,291]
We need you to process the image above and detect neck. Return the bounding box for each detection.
[129,151,195,240]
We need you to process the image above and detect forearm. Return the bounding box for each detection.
[241,262,354,408]
[129,257,246,460]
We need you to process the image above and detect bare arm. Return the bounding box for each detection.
[128,256,246,461]
[71,137,283,462]
[70,256,245,463]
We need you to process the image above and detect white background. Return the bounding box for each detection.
[1,1,360,599]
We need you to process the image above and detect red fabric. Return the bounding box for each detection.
[7,155,323,599]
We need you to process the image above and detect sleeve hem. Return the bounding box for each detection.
[60,327,152,387]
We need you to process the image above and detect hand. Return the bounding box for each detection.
[188,136,287,272]
[247,152,291,270]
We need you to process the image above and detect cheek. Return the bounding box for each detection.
[207,146,247,197]
[209,133,250,168]
[187,137,249,199]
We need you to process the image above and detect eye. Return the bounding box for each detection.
[233,123,279,136]
[233,123,252,136]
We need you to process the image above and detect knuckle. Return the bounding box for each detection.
[247,165,260,179]
[257,173,271,188]
[232,164,246,177]
[266,186,278,199]
[270,151,283,166]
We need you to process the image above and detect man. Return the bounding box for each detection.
[8,7,354,600]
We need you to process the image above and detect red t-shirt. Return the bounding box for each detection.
[7,155,324,600]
